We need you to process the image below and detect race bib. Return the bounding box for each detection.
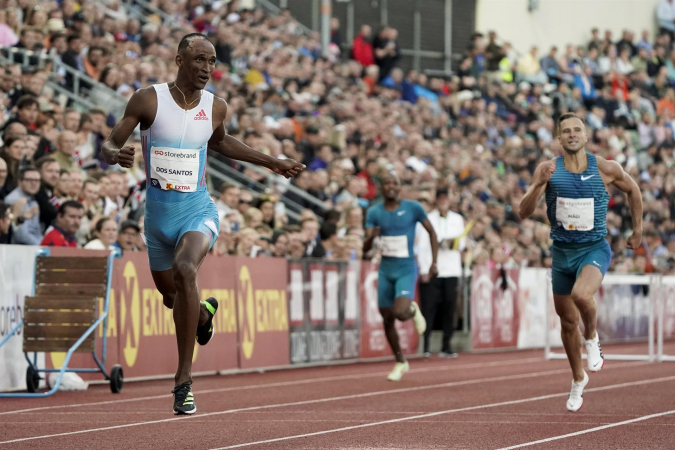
[380,235,409,258]
[556,197,594,231]
[150,146,200,192]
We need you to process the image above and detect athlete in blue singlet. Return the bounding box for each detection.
[102,33,304,415]
[364,173,438,381]
[520,112,643,412]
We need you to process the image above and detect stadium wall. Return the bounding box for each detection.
[476,0,660,55]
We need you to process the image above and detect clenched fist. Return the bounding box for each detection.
[535,160,556,187]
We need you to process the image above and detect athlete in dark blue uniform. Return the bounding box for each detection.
[520,112,643,411]
[364,173,438,381]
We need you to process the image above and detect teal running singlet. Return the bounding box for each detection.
[545,152,609,244]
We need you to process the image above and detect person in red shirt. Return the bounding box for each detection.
[41,200,84,247]
[352,24,374,67]
[356,159,379,200]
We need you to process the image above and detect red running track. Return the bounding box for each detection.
[1,343,675,449]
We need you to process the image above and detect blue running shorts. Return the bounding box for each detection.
[143,192,219,271]
[377,259,418,308]
[550,238,611,296]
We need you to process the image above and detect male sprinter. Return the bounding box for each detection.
[519,112,642,411]
[364,173,438,381]
[102,33,304,415]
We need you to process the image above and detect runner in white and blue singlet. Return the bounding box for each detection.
[520,113,643,412]
[363,173,438,382]
[102,33,304,415]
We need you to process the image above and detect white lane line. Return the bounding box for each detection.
[0,356,544,416]
[496,409,675,449]
[210,375,675,449]
[0,361,650,445]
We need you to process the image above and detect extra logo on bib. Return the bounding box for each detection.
[556,197,594,231]
[150,146,200,192]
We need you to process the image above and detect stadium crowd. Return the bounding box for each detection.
[0,0,674,277]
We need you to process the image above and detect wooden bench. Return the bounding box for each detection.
[23,256,109,354]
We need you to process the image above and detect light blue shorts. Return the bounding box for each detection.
[377,258,418,308]
[143,192,219,271]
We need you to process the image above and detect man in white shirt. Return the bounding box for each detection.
[415,189,465,357]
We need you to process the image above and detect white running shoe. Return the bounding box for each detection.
[411,302,426,335]
[387,361,409,381]
[585,332,605,372]
[566,371,589,412]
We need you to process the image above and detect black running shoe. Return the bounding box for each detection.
[172,382,196,415]
[196,297,218,346]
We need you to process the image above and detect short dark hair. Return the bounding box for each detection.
[177,33,210,55]
[16,95,38,110]
[58,200,84,215]
[2,136,25,150]
[556,112,585,134]
[220,183,238,194]
[67,33,81,45]
[19,166,39,180]
[35,155,57,170]
[49,32,66,45]
[88,108,106,117]
[324,209,341,224]
[319,223,337,241]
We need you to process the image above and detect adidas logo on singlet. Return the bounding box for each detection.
[194,109,208,120]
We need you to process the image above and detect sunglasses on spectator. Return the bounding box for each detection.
[21,178,41,183]
[239,199,251,205]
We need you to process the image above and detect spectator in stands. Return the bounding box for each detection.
[61,33,85,91]
[237,227,259,257]
[335,176,364,209]
[255,196,276,229]
[0,136,27,193]
[373,26,401,82]
[301,217,320,257]
[4,166,41,245]
[34,156,59,230]
[517,46,547,85]
[53,131,78,171]
[0,158,8,199]
[237,189,254,216]
[352,24,374,68]
[0,200,12,244]
[76,177,101,246]
[84,217,118,250]
[116,220,141,253]
[658,0,675,40]
[1,95,39,133]
[254,224,273,256]
[243,207,263,229]
[216,183,240,219]
[308,144,334,171]
[270,229,289,258]
[41,200,84,247]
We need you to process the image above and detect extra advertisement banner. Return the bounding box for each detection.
[359,261,419,358]
[288,260,360,364]
[235,257,290,369]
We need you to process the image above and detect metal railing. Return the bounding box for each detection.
[0,46,127,118]
[120,0,178,26]
[208,154,327,222]
[207,157,304,224]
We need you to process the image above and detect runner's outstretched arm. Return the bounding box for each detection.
[208,97,304,179]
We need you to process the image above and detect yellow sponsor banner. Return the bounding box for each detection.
[235,258,290,369]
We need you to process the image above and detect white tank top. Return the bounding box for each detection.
[142,83,215,203]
